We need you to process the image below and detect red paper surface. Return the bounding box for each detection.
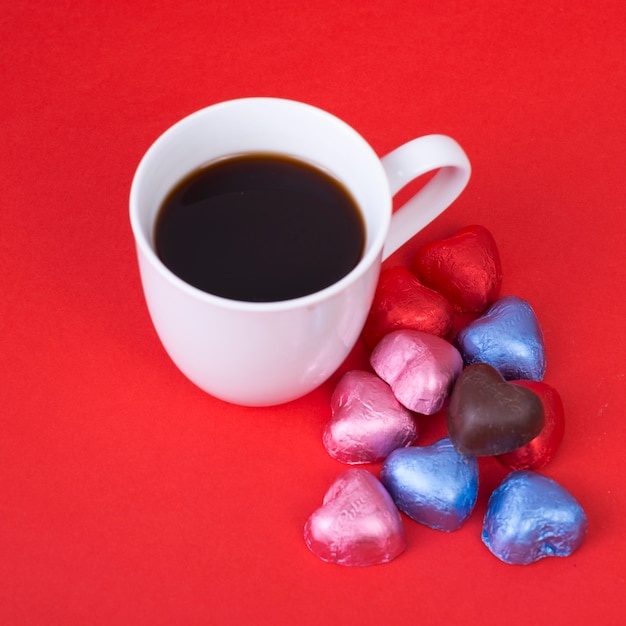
[2,1,625,624]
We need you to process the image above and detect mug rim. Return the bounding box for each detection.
[129,97,391,313]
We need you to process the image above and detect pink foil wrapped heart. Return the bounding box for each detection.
[324,370,418,464]
[370,329,463,414]
[412,225,502,313]
[304,469,406,566]
[361,266,454,349]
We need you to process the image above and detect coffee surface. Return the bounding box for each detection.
[155,154,365,302]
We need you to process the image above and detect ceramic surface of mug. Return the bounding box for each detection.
[130,98,471,406]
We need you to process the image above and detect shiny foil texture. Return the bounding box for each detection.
[456,295,547,381]
[411,225,502,314]
[361,266,454,349]
[370,329,464,415]
[304,469,406,566]
[447,363,545,456]
[497,380,565,470]
[324,370,419,464]
[381,438,479,531]
[482,470,587,565]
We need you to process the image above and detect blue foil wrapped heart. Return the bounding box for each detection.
[482,470,587,565]
[381,438,479,531]
[456,295,546,380]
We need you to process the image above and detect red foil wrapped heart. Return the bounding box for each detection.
[361,266,454,349]
[496,380,565,470]
[411,225,502,314]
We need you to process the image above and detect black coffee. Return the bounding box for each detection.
[154,153,365,302]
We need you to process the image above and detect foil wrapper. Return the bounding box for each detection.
[381,438,479,531]
[361,266,454,349]
[456,295,547,381]
[482,470,587,565]
[324,370,418,464]
[304,469,406,567]
[497,380,565,470]
[412,225,502,314]
[370,329,463,414]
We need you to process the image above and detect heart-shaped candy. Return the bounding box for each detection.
[304,469,406,566]
[447,362,545,456]
[482,470,587,565]
[361,266,454,349]
[324,370,418,464]
[412,225,502,313]
[381,438,479,531]
[455,295,546,380]
[496,380,565,470]
[370,329,463,414]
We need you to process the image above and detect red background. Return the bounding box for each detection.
[2,1,625,624]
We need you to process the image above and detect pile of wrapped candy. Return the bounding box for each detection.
[304,226,587,567]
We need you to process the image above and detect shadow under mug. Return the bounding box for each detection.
[130,97,471,406]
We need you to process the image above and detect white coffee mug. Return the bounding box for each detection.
[130,98,470,406]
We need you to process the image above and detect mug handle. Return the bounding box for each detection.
[381,134,471,259]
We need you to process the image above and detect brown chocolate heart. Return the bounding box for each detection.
[447,363,545,456]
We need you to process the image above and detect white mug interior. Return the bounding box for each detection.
[130,98,391,312]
